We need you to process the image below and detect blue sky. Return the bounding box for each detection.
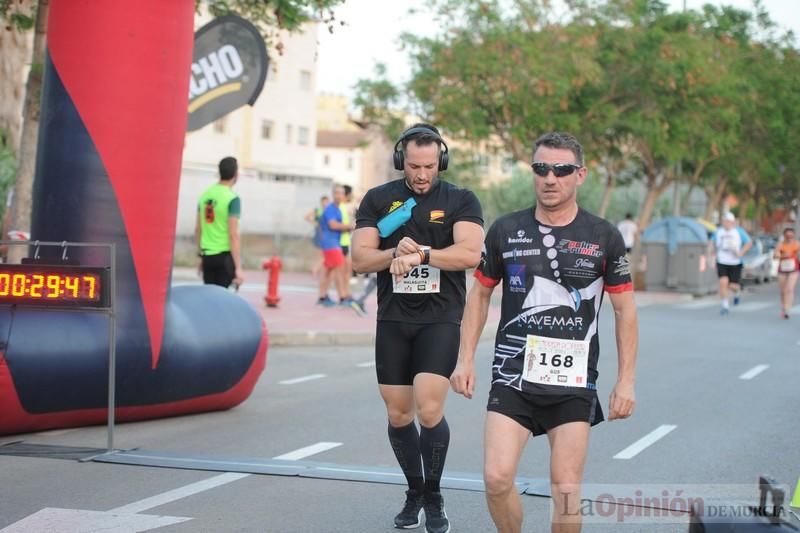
[316,0,799,99]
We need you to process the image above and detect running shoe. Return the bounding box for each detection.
[316,296,336,307]
[781,311,789,320]
[423,491,450,533]
[733,295,740,306]
[720,307,729,316]
[394,489,424,529]
[353,300,367,316]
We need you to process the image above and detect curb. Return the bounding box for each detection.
[269,322,500,347]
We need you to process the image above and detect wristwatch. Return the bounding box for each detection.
[419,246,431,265]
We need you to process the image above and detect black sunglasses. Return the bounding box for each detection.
[531,162,582,178]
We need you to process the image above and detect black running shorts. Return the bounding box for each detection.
[202,252,235,288]
[716,262,743,284]
[486,384,604,436]
[375,321,460,385]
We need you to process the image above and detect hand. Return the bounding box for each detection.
[608,380,635,420]
[233,269,244,290]
[450,359,476,399]
[390,253,421,282]
[395,236,422,257]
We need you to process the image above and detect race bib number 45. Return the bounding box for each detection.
[393,265,440,293]
[523,335,589,388]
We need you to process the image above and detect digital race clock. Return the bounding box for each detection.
[0,264,110,308]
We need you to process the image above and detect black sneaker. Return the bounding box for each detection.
[394,489,424,529]
[423,491,450,533]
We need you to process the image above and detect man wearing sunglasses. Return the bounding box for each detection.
[452,132,638,533]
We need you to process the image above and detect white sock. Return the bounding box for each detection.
[722,299,730,309]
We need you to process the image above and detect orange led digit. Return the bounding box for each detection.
[46,275,60,298]
[0,273,9,296]
[83,275,96,299]
[11,274,25,296]
[30,274,44,297]
[64,276,79,298]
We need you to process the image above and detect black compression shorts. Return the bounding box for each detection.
[486,384,604,436]
[375,321,460,385]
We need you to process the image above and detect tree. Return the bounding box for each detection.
[0,0,345,261]
[1,0,47,263]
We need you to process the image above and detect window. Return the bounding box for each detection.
[212,118,226,134]
[300,70,312,91]
[285,124,293,143]
[323,154,330,166]
[261,120,273,140]
[298,126,309,146]
[347,157,354,170]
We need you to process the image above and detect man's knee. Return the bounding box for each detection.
[386,405,414,427]
[416,402,444,428]
[484,465,517,498]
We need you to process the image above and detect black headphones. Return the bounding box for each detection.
[392,126,449,172]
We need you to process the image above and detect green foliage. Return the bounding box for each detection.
[202,0,345,35]
[0,0,35,31]
[352,63,406,140]
[353,0,800,227]
[0,131,16,219]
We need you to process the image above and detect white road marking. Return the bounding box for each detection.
[109,472,250,514]
[739,364,769,380]
[676,301,718,310]
[0,508,190,532]
[273,442,343,461]
[279,373,326,385]
[356,361,375,368]
[613,425,677,460]
[735,302,771,312]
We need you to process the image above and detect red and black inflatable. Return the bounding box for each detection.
[0,0,267,435]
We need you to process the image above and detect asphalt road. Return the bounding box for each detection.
[1,283,799,532]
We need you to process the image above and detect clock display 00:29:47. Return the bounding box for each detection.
[0,271,100,301]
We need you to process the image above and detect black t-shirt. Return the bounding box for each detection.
[356,178,483,324]
[475,207,632,395]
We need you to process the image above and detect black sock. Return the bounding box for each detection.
[388,421,424,492]
[420,417,450,494]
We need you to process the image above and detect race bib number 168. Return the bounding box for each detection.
[523,335,589,388]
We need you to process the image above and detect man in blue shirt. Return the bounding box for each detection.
[317,184,357,308]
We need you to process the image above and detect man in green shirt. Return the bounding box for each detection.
[195,156,243,289]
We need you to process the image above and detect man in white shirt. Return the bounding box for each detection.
[710,212,752,315]
[617,213,638,253]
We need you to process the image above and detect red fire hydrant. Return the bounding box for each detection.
[263,256,282,307]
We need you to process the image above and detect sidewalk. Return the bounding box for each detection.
[171,267,693,346]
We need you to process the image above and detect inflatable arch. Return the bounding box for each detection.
[0,0,267,435]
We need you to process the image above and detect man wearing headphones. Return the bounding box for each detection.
[352,123,484,533]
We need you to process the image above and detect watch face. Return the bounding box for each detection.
[0,265,109,308]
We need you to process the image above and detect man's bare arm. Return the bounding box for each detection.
[451,281,494,399]
[352,227,395,274]
[607,290,638,420]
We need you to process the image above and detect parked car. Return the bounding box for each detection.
[742,238,775,283]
